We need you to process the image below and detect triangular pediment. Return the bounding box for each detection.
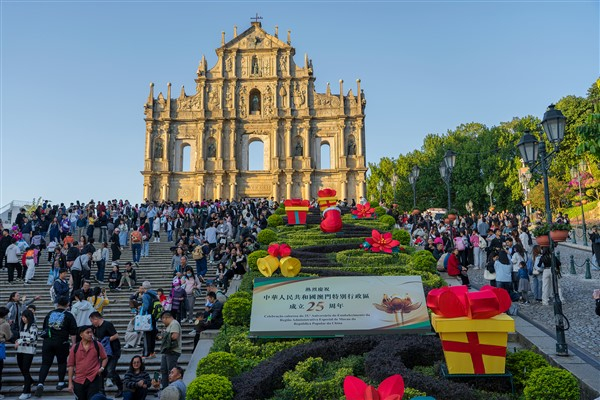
[222,24,290,51]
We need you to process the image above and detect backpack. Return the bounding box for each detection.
[92,249,102,262]
[50,285,57,304]
[478,235,488,249]
[436,253,449,271]
[149,294,163,320]
[192,246,204,260]
[131,231,142,244]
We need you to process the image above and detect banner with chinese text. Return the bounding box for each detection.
[249,276,430,337]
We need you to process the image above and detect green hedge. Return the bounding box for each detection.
[410,250,437,273]
[523,366,580,400]
[196,351,241,378]
[280,357,352,400]
[257,229,278,245]
[222,297,252,327]
[379,214,397,229]
[506,350,550,390]
[374,206,387,217]
[186,374,233,400]
[247,250,269,271]
[392,229,411,246]
[267,214,284,227]
[275,206,287,215]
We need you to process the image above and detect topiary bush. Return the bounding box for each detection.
[257,229,278,245]
[222,297,252,327]
[523,366,580,400]
[275,206,286,215]
[403,387,428,399]
[187,374,233,400]
[196,351,242,378]
[410,250,437,273]
[280,357,352,400]
[506,349,550,389]
[210,325,250,353]
[248,250,269,271]
[374,206,387,217]
[392,229,411,245]
[267,214,284,227]
[379,214,397,229]
[228,290,253,301]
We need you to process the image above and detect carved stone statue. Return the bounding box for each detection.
[347,138,357,156]
[264,86,273,115]
[293,83,305,108]
[252,56,260,75]
[279,84,288,108]
[251,93,260,113]
[154,140,163,159]
[207,143,216,158]
[294,141,303,156]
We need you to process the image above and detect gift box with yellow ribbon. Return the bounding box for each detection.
[317,188,338,211]
[283,199,310,225]
[427,285,515,375]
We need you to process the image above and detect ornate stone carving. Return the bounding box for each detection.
[278,84,288,108]
[293,82,306,108]
[154,140,163,159]
[264,85,274,116]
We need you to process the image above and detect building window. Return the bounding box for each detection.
[181,144,191,172]
[249,89,261,114]
[248,140,266,171]
[320,143,331,169]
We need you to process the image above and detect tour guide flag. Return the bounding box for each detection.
[249,276,430,338]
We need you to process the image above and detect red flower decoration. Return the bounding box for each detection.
[352,202,375,218]
[344,374,404,400]
[365,230,400,253]
[267,243,292,258]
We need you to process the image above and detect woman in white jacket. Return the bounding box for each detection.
[15,309,37,399]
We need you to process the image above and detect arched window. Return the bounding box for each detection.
[248,140,266,171]
[249,89,261,114]
[320,143,331,169]
[181,144,191,172]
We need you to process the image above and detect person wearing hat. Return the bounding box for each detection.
[67,325,108,400]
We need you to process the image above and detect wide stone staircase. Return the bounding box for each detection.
[0,239,217,398]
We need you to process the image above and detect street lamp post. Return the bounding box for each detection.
[377,180,384,205]
[570,160,588,246]
[408,165,419,209]
[519,166,532,216]
[485,182,495,210]
[517,104,568,356]
[391,171,398,204]
[439,151,456,210]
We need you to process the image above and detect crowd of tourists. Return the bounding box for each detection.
[0,197,280,400]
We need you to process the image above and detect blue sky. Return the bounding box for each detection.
[1,1,598,206]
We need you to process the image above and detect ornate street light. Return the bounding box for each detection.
[570,160,588,246]
[391,171,398,204]
[519,166,532,216]
[517,104,568,357]
[439,153,454,211]
[377,180,384,204]
[485,182,495,211]
[408,165,419,209]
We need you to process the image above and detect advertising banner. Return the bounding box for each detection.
[249,276,430,337]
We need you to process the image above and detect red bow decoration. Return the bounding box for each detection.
[317,188,337,198]
[426,285,511,319]
[267,243,292,258]
[284,199,310,207]
[344,374,404,400]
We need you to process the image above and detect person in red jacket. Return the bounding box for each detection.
[447,247,470,287]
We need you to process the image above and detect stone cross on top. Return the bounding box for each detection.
[251,13,263,26]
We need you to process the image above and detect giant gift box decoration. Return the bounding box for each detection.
[427,285,515,375]
[318,188,343,233]
[283,199,310,225]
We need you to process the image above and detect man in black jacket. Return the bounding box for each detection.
[192,292,223,348]
[52,269,70,305]
[34,296,78,397]
[0,229,12,270]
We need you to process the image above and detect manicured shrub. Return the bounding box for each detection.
[403,387,428,399]
[506,349,550,389]
[228,290,252,301]
[523,366,580,400]
[196,351,242,378]
[275,206,286,215]
[392,229,411,245]
[379,214,397,229]
[222,297,252,327]
[257,228,278,245]
[210,325,249,353]
[186,374,233,400]
[247,250,269,271]
[410,250,437,273]
[374,206,387,217]
[267,214,284,227]
[281,357,351,400]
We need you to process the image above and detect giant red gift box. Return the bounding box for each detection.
[284,199,310,225]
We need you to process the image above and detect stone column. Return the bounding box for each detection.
[229,176,237,200]
[286,175,292,199]
[303,181,311,199]
[340,180,347,201]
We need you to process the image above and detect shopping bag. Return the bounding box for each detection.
[134,314,152,332]
[0,342,5,360]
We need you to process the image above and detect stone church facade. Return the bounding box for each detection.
[141,21,367,202]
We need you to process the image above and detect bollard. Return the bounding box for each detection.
[585,258,592,279]
[571,230,577,244]
[569,255,576,275]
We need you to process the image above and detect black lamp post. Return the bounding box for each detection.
[408,165,420,209]
[439,150,455,210]
[517,104,568,356]
[391,171,398,204]
[570,161,588,246]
